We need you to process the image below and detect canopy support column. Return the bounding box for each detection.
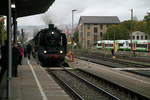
[13,14,17,43]
[7,0,12,99]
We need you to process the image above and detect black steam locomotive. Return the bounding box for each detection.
[32,24,67,67]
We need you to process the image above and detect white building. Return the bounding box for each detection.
[132,31,149,40]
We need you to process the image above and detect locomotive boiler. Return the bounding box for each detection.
[32,24,67,67]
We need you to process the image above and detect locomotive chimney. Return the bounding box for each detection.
[49,24,54,29]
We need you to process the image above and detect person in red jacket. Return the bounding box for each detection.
[18,45,24,65]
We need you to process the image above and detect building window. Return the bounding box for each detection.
[87,24,90,29]
[133,36,135,39]
[94,27,98,33]
[100,25,103,29]
[137,36,139,40]
[145,35,148,40]
[100,32,103,37]
[87,40,90,47]
[87,32,90,36]
[141,36,143,40]
[94,35,97,43]
[106,24,109,27]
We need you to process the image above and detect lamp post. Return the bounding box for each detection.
[130,9,133,51]
[71,9,77,51]
[72,9,77,35]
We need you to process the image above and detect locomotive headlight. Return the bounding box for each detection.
[60,50,63,53]
[52,32,54,34]
[44,50,47,53]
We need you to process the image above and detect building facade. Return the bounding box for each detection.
[78,16,120,48]
[132,31,149,40]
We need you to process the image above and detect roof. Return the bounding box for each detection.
[79,16,120,24]
[0,0,55,17]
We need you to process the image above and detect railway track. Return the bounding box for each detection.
[46,69,149,100]
[75,50,150,64]
[47,69,119,100]
[80,54,150,68]
[78,55,150,77]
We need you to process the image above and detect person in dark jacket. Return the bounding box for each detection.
[12,43,20,77]
[0,40,8,82]
[26,43,32,60]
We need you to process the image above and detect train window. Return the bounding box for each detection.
[105,44,113,47]
[148,44,150,50]
[136,44,147,48]
[119,43,123,46]
[129,44,131,47]
[98,43,101,46]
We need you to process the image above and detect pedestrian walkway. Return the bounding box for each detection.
[10,58,72,100]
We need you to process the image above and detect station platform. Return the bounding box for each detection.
[8,58,72,100]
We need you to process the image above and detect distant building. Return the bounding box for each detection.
[132,31,149,40]
[78,16,120,48]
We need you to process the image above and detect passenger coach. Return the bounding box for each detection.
[96,40,150,52]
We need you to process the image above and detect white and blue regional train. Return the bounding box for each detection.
[96,40,150,52]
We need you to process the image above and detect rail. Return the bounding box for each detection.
[50,71,84,100]
[65,69,120,100]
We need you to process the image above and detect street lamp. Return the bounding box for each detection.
[130,9,133,51]
[72,9,77,35]
[71,9,77,51]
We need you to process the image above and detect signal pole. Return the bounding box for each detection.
[130,9,133,51]
[71,9,77,51]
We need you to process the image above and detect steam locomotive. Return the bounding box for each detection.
[32,24,67,67]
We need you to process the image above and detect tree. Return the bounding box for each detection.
[134,21,147,32]
[103,14,150,40]
[73,30,79,43]
[121,20,137,32]
[144,13,150,36]
[73,30,80,48]
[104,24,129,40]
[144,13,150,21]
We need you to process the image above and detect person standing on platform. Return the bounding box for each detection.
[12,43,20,77]
[18,45,24,65]
[0,40,8,82]
[26,43,32,60]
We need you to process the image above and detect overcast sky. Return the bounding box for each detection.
[17,0,150,26]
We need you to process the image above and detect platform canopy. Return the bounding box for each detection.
[0,0,55,17]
